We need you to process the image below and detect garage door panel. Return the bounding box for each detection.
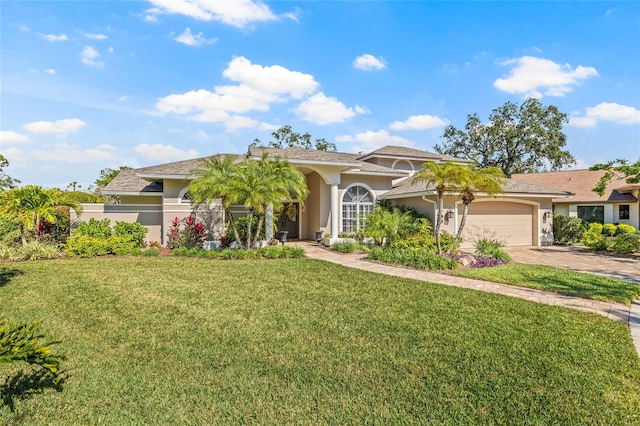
[459,202,533,247]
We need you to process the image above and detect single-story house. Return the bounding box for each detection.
[73,145,570,247]
[511,169,640,229]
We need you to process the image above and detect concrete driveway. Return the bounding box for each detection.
[504,246,640,283]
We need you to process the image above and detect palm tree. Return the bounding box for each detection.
[453,165,506,249]
[412,162,467,254]
[234,153,308,248]
[0,185,82,245]
[188,155,243,244]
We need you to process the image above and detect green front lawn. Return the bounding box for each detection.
[1,257,639,424]
[454,264,640,304]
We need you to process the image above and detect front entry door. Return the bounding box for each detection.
[275,203,299,239]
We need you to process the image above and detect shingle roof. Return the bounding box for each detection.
[135,154,240,177]
[511,169,638,203]
[248,146,360,164]
[357,145,467,162]
[103,168,163,193]
[381,175,571,199]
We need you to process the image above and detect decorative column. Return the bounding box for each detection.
[331,183,339,239]
[265,203,273,241]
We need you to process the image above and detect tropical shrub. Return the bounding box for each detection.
[587,222,603,235]
[368,247,458,270]
[439,231,459,254]
[0,214,21,246]
[390,218,435,250]
[331,241,361,253]
[114,221,148,247]
[0,320,65,384]
[167,217,207,249]
[616,224,636,235]
[611,233,640,255]
[552,214,586,245]
[9,241,61,261]
[602,223,617,237]
[65,234,110,257]
[74,218,112,239]
[582,226,608,251]
[474,238,511,262]
[363,206,417,246]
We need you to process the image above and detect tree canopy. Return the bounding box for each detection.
[94,166,132,189]
[253,125,337,152]
[590,159,640,196]
[435,99,575,177]
[0,154,20,190]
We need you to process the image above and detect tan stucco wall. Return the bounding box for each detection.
[304,171,330,239]
[72,204,164,243]
[119,195,161,204]
[339,175,393,192]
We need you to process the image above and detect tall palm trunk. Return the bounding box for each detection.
[245,210,254,249]
[453,202,470,251]
[254,214,265,248]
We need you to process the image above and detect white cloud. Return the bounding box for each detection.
[145,0,279,28]
[108,46,114,53]
[133,143,198,161]
[39,33,68,42]
[45,68,56,75]
[156,56,319,130]
[174,27,217,46]
[119,95,128,102]
[493,56,598,98]
[389,114,449,130]
[294,93,367,125]
[23,118,86,135]
[31,143,116,163]
[568,102,640,128]
[79,31,108,40]
[353,54,387,71]
[223,56,317,99]
[1,147,26,168]
[0,130,30,145]
[80,46,104,68]
[336,130,415,154]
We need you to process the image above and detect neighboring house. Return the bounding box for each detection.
[511,169,640,229]
[73,145,570,247]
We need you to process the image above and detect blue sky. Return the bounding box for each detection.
[1,1,639,189]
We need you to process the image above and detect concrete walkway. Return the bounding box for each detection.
[292,242,640,357]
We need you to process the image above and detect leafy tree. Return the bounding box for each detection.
[0,154,20,190]
[254,125,337,152]
[435,99,575,177]
[412,162,468,254]
[453,165,505,248]
[590,159,640,196]
[0,185,82,245]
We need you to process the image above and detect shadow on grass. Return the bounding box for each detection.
[0,369,65,413]
[0,267,24,287]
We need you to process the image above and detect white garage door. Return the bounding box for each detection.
[459,202,533,247]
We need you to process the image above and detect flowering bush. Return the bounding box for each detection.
[167,216,207,249]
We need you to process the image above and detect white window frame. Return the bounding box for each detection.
[340,183,375,234]
[178,187,191,204]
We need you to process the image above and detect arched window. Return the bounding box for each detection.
[341,185,374,234]
[178,187,190,204]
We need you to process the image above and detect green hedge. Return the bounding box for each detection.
[368,247,458,270]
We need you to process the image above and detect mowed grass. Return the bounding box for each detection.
[1,257,639,424]
[454,264,640,305]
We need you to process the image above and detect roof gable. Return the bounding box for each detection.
[511,169,638,203]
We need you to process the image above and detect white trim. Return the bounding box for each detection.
[453,198,541,246]
[101,191,162,196]
[391,159,415,174]
[177,187,190,204]
[340,183,376,234]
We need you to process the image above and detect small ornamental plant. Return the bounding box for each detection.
[167,216,208,249]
